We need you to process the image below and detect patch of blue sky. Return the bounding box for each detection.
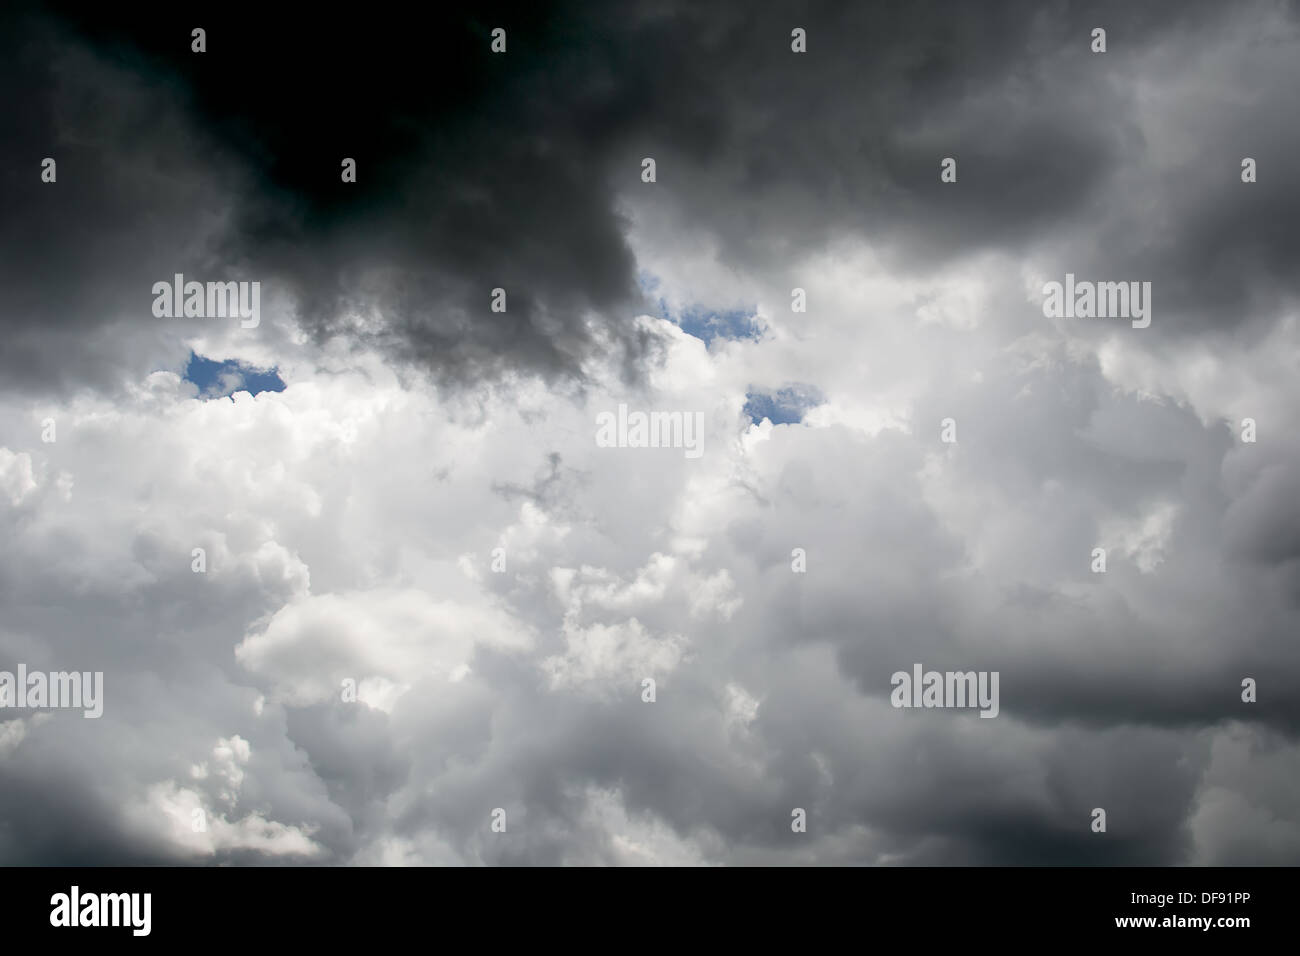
[743,384,826,426]
[182,352,285,399]
[637,270,763,345]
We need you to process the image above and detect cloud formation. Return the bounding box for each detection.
[1,0,1298,865]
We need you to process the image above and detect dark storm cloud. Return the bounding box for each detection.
[581,0,1297,346]
[2,1,664,398]
[6,0,1283,399]
[0,12,252,396]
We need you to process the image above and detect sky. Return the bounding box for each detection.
[0,0,1298,865]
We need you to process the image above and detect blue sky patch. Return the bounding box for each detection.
[183,352,285,399]
[672,305,763,345]
[638,271,762,345]
[743,385,825,426]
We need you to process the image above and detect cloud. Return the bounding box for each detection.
[1,0,1298,866]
